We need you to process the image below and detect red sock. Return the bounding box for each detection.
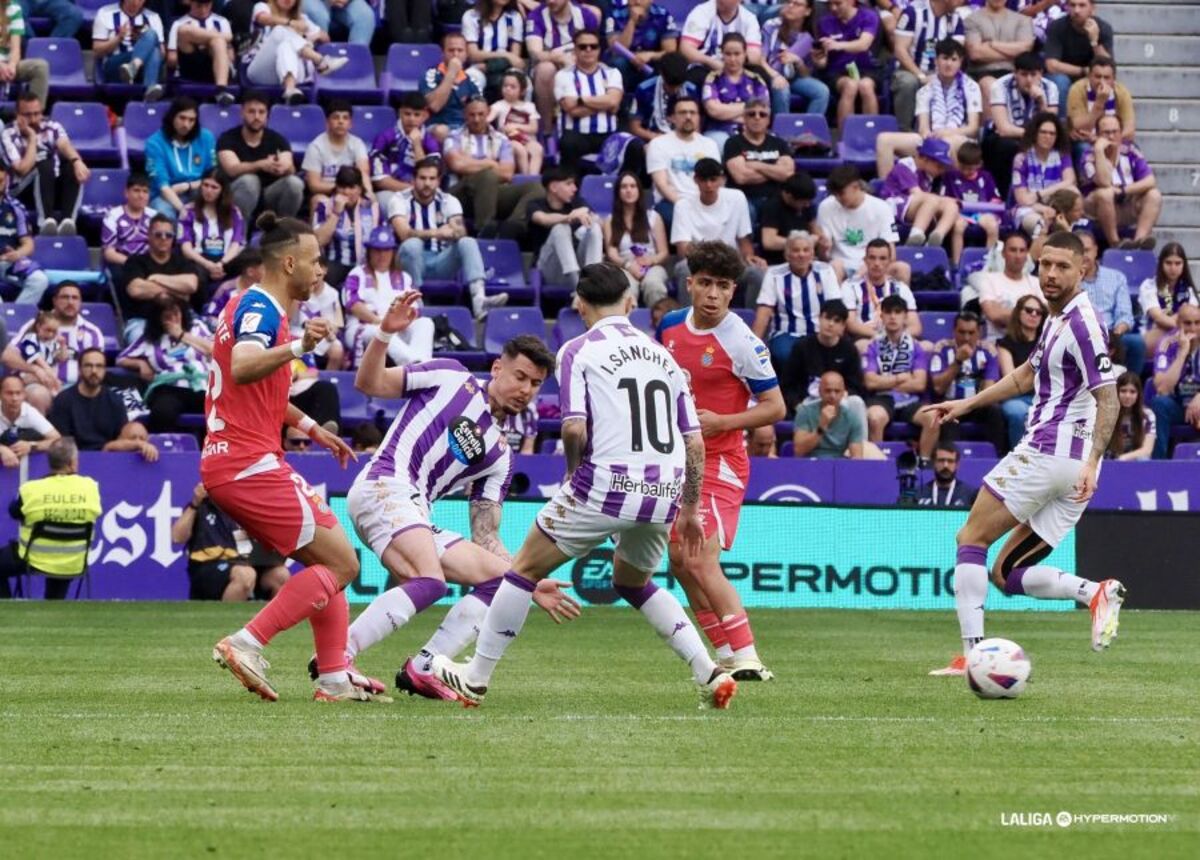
[246,565,339,646]
[695,609,729,649]
[721,612,755,651]
[310,589,349,674]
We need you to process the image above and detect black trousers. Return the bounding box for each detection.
[15,160,83,224]
[0,543,72,599]
[558,131,609,175]
[386,0,435,43]
[982,133,1022,200]
[147,386,207,433]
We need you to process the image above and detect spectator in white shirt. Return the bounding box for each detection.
[0,374,61,467]
[167,0,236,105]
[645,96,720,223]
[93,0,166,101]
[974,230,1042,338]
[816,165,906,283]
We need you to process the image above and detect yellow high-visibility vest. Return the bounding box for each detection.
[17,473,101,577]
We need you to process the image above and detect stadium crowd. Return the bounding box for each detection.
[1,0,1198,596]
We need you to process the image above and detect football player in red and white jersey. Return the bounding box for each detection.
[657,241,786,680]
[204,212,386,704]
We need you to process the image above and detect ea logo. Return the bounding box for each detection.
[571,548,619,604]
[757,483,822,503]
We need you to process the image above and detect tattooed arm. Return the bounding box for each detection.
[680,431,705,507]
[1075,382,1119,502]
[469,499,511,562]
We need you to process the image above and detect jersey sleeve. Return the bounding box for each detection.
[468,451,514,504]
[675,378,700,435]
[1069,308,1117,390]
[232,293,282,349]
[557,339,588,421]
[402,359,468,394]
[729,328,779,394]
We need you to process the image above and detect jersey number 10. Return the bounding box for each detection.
[617,378,674,455]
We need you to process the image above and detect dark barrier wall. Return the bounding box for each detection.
[1077,512,1200,610]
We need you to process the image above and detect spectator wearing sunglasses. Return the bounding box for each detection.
[114,213,200,343]
[721,98,793,224]
[554,29,624,167]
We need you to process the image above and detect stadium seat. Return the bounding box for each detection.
[772,113,835,174]
[315,43,380,104]
[1,304,36,333]
[479,239,535,304]
[80,303,121,353]
[268,104,327,160]
[149,433,199,453]
[484,308,545,354]
[26,38,94,100]
[629,307,655,337]
[384,43,441,102]
[79,168,129,231]
[955,246,988,289]
[75,0,109,21]
[33,235,90,270]
[428,305,487,367]
[50,103,117,164]
[778,440,794,457]
[731,308,756,327]
[918,311,955,342]
[317,371,372,425]
[551,307,586,350]
[837,114,899,175]
[198,103,242,139]
[957,442,997,459]
[121,101,168,166]
[895,245,951,276]
[1173,443,1200,460]
[877,441,911,458]
[1100,249,1156,289]
[580,175,617,217]
[352,105,395,150]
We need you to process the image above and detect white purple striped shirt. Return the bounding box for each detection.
[118,319,213,389]
[312,199,379,269]
[387,189,463,253]
[461,8,524,53]
[444,128,513,169]
[554,64,624,136]
[15,317,104,385]
[557,315,699,524]
[1024,291,1115,460]
[179,206,245,262]
[364,359,514,505]
[896,0,966,73]
[757,262,839,338]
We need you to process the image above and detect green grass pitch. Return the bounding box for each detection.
[0,604,1196,859]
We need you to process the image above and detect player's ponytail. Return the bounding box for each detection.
[256,211,314,265]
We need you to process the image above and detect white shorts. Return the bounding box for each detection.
[347,476,463,560]
[536,484,671,574]
[982,446,1097,548]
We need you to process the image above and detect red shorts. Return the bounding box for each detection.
[206,463,338,557]
[671,459,747,551]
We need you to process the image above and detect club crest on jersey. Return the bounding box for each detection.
[463,378,478,395]
[447,416,486,465]
[701,346,715,367]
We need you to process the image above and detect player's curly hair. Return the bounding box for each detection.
[686,240,744,283]
[256,211,313,265]
[503,334,556,374]
[576,262,630,308]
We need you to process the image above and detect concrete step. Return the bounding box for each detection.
[1135,131,1200,164]
[1134,100,1200,132]
[1156,226,1200,250]
[1120,67,1200,100]
[1104,5,1200,35]
[1159,196,1200,228]
[1152,165,1200,196]
[1114,34,1200,67]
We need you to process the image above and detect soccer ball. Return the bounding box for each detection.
[966,638,1031,699]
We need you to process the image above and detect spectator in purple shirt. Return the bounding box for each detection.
[863,293,929,443]
[941,140,1002,262]
[879,137,960,259]
[1008,111,1076,238]
[918,309,1006,459]
[101,173,154,275]
[702,33,770,151]
[813,0,882,130]
[760,0,829,117]
[370,93,440,215]
[1150,304,1200,458]
[1080,114,1161,251]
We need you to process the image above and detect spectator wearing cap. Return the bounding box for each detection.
[701,33,770,153]
[670,158,766,304]
[629,52,700,144]
[644,96,720,223]
[878,137,960,257]
[975,231,1042,339]
[605,0,680,92]
[1044,0,1113,118]
[526,0,603,137]
[760,172,826,266]
[891,0,966,133]
[1,92,90,237]
[812,0,882,130]
[1150,304,1200,459]
[1067,58,1135,146]
[876,39,982,179]
[166,0,237,106]
[370,93,440,215]
[554,29,625,168]
[102,173,153,280]
[1079,114,1160,251]
[964,0,1034,98]
[782,298,865,412]
[341,226,433,368]
[817,166,904,283]
[528,168,603,292]
[93,0,166,102]
[422,32,485,142]
[462,0,527,102]
[13,283,103,388]
[760,0,829,118]
[0,374,61,468]
[144,97,216,221]
[48,349,159,460]
[116,213,200,343]
[792,370,866,459]
[0,167,48,305]
[983,52,1059,198]
[863,293,929,443]
[603,171,671,307]
[841,238,922,341]
[1077,229,1145,375]
[445,97,544,240]
[918,310,1005,459]
[390,158,504,321]
[754,230,840,370]
[301,99,374,204]
[216,92,305,224]
[917,443,978,507]
[722,97,793,223]
[312,166,380,287]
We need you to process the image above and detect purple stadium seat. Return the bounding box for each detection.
[479,239,535,303]
[552,307,586,350]
[26,39,94,100]
[957,442,997,459]
[918,311,955,342]
[778,440,794,457]
[352,105,395,150]
[316,371,372,425]
[1173,443,1200,460]
[580,175,617,217]
[956,246,988,288]
[385,43,441,102]
[877,441,911,459]
[149,433,199,452]
[76,0,109,20]
[629,307,655,337]
[895,245,950,276]
[79,168,128,224]
[199,103,242,139]
[121,101,168,165]
[316,43,380,104]
[484,308,545,354]
[731,308,756,327]
[1,304,36,333]
[80,303,121,353]
[1100,249,1156,290]
[33,235,89,270]
[268,104,327,159]
[772,113,835,174]
[50,103,117,164]
[837,114,899,174]
[427,305,487,367]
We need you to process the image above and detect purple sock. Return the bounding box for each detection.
[956,545,987,566]
[614,581,659,609]
[1005,567,1027,596]
[401,576,448,612]
[470,577,503,606]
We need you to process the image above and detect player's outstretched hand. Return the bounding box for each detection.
[1072,461,1099,503]
[677,508,705,559]
[917,399,969,426]
[301,318,332,352]
[380,292,422,335]
[533,579,582,624]
[312,424,358,469]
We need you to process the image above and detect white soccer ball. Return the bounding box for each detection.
[966,638,1031,699]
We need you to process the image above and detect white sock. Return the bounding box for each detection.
[421,595,488,663]
[467,576,535,686]
[639,590,718,684]
[346,587,417,659]
[232,628,263,652]
[1018,566,1099,605]
[954,557,989,656]
[715,643,734,660]
[317,671,348,690]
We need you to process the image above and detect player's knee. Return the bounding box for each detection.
[228,565,256,600]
